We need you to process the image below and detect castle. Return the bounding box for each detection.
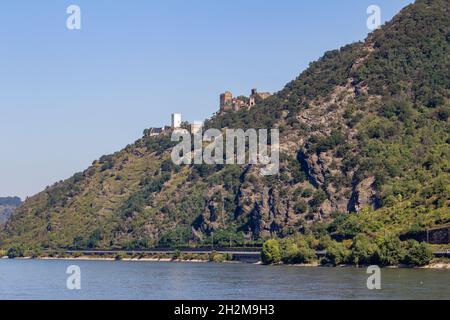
[147,113,183,137]
[220,88,272,112]
[146,88,271,137]
[146,113,203,137]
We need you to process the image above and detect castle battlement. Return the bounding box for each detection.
[219,88,271,112]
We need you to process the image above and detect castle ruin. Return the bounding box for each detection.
[220,88,272,112]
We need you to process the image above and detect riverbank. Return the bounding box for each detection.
[421,260,450,269]
[3,255,449,269]
[38,256,210,263]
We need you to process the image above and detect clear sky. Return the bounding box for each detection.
[0,0,413,199]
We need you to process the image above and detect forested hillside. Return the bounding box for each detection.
[1,0,448,265]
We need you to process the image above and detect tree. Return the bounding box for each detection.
[401,240,433,266]
[324,241,351,266]
[377,235,405,266]
[327,213,361,239]
[350,234,380,265]
[294,200,308,214]
[261,239,281,264]
[7,245,25,259]
[293,240,317,264]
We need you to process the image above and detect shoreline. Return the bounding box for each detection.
[2,255,450,269]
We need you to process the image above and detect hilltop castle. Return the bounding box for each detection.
[147,113,184,137]
[146,113,204,137]
[220,88,272,112]
[145,88,271,137]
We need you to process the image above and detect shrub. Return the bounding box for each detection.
[293,241,317,264]
[327,213,362,239]
[26,248,43,259]
[279,238,316,264]
[294,200,308,214]
[401,240,434,266]
[7,245,25,259]
[350,234,380,265]
[308,190,327,211]
[380,99,413,122]
[302,188,313,198]
[172,250,181,260]
[323,241,351,266]
[280,240,299,264]
[211,253,225,263]
[115,252,125,261]
[72,252,83,258]
[261,239,282,264]
[377,236,405,266]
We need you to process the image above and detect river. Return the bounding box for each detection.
[0,259,448,299]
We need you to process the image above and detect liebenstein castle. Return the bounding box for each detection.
[220,88,272,112]
[146,88,271,137]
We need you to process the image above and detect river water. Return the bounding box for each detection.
[0,259,448,300]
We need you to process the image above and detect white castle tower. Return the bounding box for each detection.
[171,113,182,129]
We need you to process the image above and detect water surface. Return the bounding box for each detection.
[0,260,448,299]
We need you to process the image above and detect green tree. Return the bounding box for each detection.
[351,234,380,265]
[261,239,282,264]
[324,241,351,266]
[401,240,433,266]
[7,245,25,259]
[377,235,405,266]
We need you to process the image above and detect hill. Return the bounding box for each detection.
[1,0,448,257]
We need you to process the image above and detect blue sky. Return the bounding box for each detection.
[0,0,413,199]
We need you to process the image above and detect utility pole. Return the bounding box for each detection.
[211,232,214,250]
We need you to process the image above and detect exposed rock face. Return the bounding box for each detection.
[0,207,15,225]
[0,197,22,226]
[350,176,378,212]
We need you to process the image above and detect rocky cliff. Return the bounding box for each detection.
[0,197,22,226]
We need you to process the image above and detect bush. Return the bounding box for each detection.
[293,242,316,264]
[377,236,405,266]
[280,240,299,264]
[323,241,351,266]
[308,190,327,211]
[7,245,25,259]
[224,253,233,261]
[350,234,380,265]
[401,240,433,266]
[380,99,413,122]
[294,200,308,214]
[172,250,181,260]
[279,238,316,264]
[261,239,282,264]
[327,213,361,239]
[72,252,83,258]
[26,248,43,259]
[211,253,225,263]
[302,188,313,198]
[115,252,126,261]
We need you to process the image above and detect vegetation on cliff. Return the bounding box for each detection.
[0,0,448,266]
